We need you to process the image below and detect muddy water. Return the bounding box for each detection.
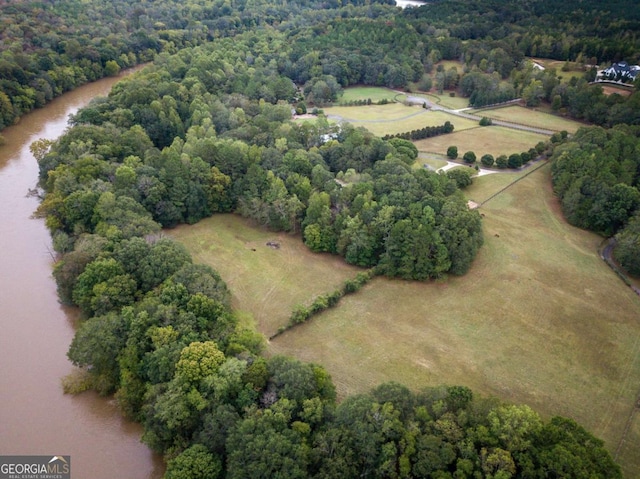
[0,71,164,478]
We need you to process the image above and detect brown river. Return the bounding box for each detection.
[0,70,165,478]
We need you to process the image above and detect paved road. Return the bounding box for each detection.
[601,238,640,296]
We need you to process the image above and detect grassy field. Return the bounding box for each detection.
[171,168,640,477]
[463,168,528,204]
[434,60,465,72]
[324,104,478,137]
[339,86,402,103]
[476,105,585,133]
[412,91,471,110]
[169,215,360,337]
[268,165,640,477]
[413,125,549,158]
[416,152,448,171]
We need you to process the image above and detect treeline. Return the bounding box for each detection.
[0,0,396,128]
[35,48,621,477]
[339,98,391,106]
[37,30,484,281]
[382,121,454,141]
[4,0,640,132]
[283,270,375,335]
[551,125,640,275]
[405,0,640,63]
[23,1,629,477]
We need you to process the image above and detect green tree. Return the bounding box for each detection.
[446,146,458,159]
[226,406,310,479]
[614,213,640,276]
[72,257,126,315]
[481,154,494,167]
[446,168,473,188]
[381,206,451,280]
[104,60,121,77]
[507,153,522,169]
[463,151,476,164]
[68,312,128,394]
[138,238,192,292]
[175,341,225,385]
[303,192,336,253]
[165,444,222,479]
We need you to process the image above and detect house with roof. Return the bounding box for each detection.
[599,61,640,83]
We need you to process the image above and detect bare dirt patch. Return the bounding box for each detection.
[601,85,633,97]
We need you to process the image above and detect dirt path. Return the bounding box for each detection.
[401,93,558,135]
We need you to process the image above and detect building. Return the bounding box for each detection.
[599,61,640,83]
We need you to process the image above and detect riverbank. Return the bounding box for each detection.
[0,70,163,479]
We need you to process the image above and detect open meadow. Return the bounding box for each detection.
[413,125,550,158]
[412,91,471,110]
[169,215,360,337]
[416,152,449,170]
[476,105,585,133]
[171,163,640,477]
[339,86,401,103]
[269,164,640,477]
[324,103,478,137]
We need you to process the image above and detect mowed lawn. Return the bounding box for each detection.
[324,104,478,137]
[169,215,360,337]
[340,86,400,103]
[476,105,585,133]
[414,125,549,158]
[412,92,471,110]
[268,165,640,477]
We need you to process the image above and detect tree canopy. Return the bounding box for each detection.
[22,0,637,477]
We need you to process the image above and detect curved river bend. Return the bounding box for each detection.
[0,71,164,479]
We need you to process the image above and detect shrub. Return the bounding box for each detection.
[479,117,492,126]
[447,146,458,159]
[481,154,494,167]
[463,151,476,164]
[447,168,473,188]
[508,153,522,168]
[290,305,311,325]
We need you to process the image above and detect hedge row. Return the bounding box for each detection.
[271,269,376,338]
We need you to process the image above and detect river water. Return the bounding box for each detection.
[0,71,164,478]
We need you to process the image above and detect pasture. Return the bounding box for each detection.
[324,104,478,137]
[269,165,640,477]
[170,215,360,337]
[413,125,549,159]
[416,152,448,171]
[476,105,585,133]
[339,86,402,103]
[413,91,470,110]
[171,159,640,478]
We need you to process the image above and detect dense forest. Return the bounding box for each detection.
[3,0,638,476]
[2,0,640,128]
[550,125,640,275]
